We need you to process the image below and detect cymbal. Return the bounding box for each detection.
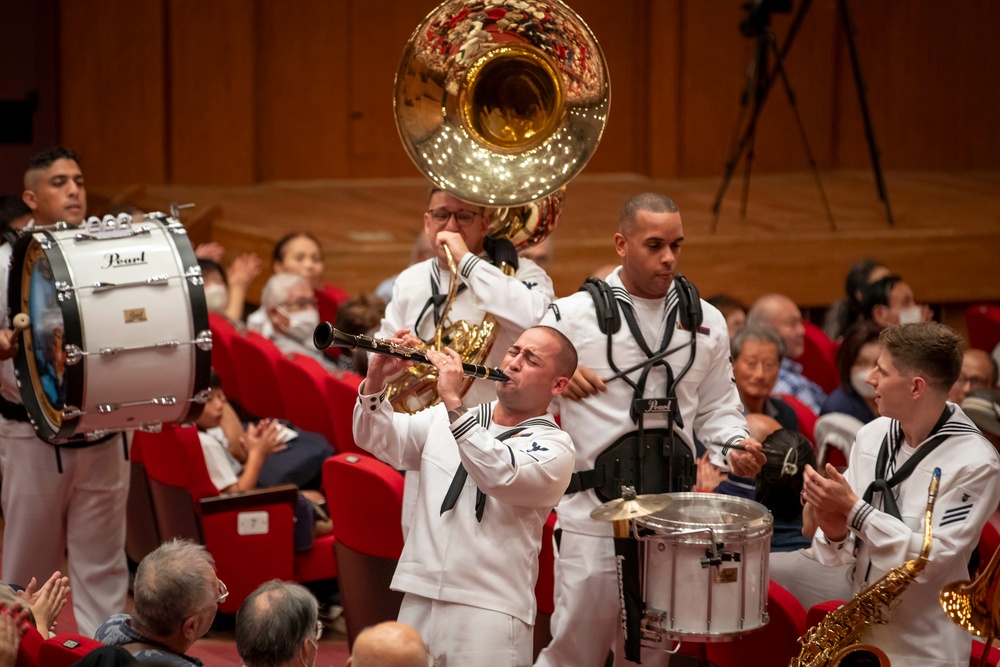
[590,493,673,522]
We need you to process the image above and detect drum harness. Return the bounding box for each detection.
[563,276,707,501]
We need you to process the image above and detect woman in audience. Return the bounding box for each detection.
[199,256,261,326]
[861,274,932,329]
[823,258,890,340]
[820,321,882,423]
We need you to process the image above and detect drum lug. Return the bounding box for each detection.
[190,389,211,404]
[195,330,213,351]
[98,403,120,414]
[64,344,83,365]
[62,406,83,419]
[186,265,204,286]
[641,610,667,642]
[99,346,125,357]
[139,422,163,433]
[150,396,179,406]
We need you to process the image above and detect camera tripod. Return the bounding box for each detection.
[710,0,894,233]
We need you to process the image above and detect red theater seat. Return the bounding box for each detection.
[37,634,103,667]
[778,393,818,445]
[705,581,807,667]
[207,313,240,401]
[125,436,161,566]
[800,322,840,394]
[136,425,335,614]
[967,304,1000,353]
[325,371,366,457]
[279,354,338,447]
[228,331,288,420]
[323,454,405,648]
[533,512,558,661]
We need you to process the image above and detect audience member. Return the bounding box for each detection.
[0,195,31,245]
[347,621,430,667]
[333,293,387,375]
[820,321,883,423]
[519,236,554,272]
[95,540,222,665]
[199,254,262,325]
[755,424,817,552]
[707,293,747,341]
[962,390,1000,452]
[14,570,70,639]
[731,326,798,431]
[252,274,330,368]
[236,581,320,667]
[748,293,827,413]
[949,348,998,403]
[823,259,891,340]
[0,604,30,667]
[861,274,932,329]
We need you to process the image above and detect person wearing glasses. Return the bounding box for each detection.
[375,187,556,534]
[236,580,323,667]
[94,540,224,665]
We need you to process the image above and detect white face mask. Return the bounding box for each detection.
[204,284,228,314]
[897,305,922,324]
[278,307,319,343]
[851,369,876,399]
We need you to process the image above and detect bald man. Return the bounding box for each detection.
[347,622,429,667]
[748,293,827,413]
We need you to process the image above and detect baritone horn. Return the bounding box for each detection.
[386,0,609,413]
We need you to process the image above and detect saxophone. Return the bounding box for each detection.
[790,467,942,667]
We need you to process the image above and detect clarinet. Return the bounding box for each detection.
[313,323,509,382]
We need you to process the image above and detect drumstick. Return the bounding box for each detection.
[12,314,29,331]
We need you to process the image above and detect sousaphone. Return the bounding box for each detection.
[389,0,610,413]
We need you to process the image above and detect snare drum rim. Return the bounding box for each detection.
[634,492,773,541]
[10,230,85,444]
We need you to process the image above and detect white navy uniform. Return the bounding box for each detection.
[535,267,749,667]
[813,405,1000,666]
[377,252,554,534]
[353,390,574,666]
[0,229,129,637]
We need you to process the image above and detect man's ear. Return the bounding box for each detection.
[613,232,627,259]
[911,375,927,399]
[21,189,36,211]
[552,376,570,396]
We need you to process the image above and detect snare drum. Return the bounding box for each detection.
[635,493,772,644]
[9,213,211,444]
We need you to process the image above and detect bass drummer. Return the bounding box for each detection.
[535,193,766,667]
[0,147,131,637]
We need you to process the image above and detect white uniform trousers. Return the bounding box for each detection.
[535,531,671,667]
[399,593,532,667]
[0,433,129,637]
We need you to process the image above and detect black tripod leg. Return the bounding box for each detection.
[765,33,838,231]
[711,33,769,232]
[838,0,894,227]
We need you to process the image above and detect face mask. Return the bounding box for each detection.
[851,369,876,398]
[897,305,922,324]
[278,307,319,343]
[204,284,228,314]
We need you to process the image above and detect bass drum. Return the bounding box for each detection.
[8,213,211,444]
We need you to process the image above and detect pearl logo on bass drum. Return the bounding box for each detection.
[102,251,147,269]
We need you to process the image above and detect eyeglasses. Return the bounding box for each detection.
[426,208,482,226]
[216,580,229,605]
[281,297,319,309]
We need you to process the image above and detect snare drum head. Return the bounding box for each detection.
[636,492,772,541]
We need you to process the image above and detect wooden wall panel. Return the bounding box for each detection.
[59,0,166,185]
[835,1,1000,170]
[648,1,683,177]
[254,1,351,180]
[167,0,254,185]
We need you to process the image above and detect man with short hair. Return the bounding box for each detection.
[354,325,577,666]
[251,273,327,368]
[94,540,222,665]
[748,293,827,413]
[948,348,999,403]
[804,322,1000,665]
[236,580,321,667]
[731,325,798,432]
[347,621,429,667]
[536,193,765,667]
[0,147,131,636]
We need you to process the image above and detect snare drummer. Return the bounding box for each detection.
[0,147,130,637]
[536,193,766,667]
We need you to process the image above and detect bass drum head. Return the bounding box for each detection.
[10,232,83,442]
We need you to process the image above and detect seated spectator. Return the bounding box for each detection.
[197,371,333,492]
[949,348,999,403]
[95,540,222,665]
[962,390,1000,453]
[250,274,330,368]
[0,603,30,667]
[707,293,747,341]
[0,195,32,246]
[9,570,70,639]
[333,293,387,375]
[236,581,320,667]
[822,258,891,340]
[748,293,826,413]
[861,274,932,329]
[731,326,798,431]
[754,424,817,552]
[518,236,554,273]
[347,621,430,667]
[820,321,883,423]
[199,254,261,325]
